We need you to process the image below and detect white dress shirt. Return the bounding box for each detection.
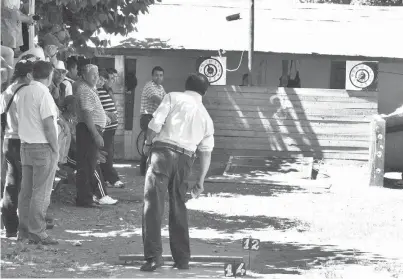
[148,90,215,153]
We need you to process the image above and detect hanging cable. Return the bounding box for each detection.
[218,50,245,72]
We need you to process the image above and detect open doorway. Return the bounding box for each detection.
[124,57,137,130]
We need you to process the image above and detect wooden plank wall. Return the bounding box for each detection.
[203,86,378,161]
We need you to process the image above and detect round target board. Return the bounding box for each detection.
[349,63,375,89]
[198,58,224,84]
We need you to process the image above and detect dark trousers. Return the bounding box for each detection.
[100,129,119,184]
[142,146,194,264]
[1,138,21,234]
[67,140,107,199]
[140,114,153,176]
[75,123,107,205]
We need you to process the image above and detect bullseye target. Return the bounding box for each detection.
[346,61,378,91]
[197,57,227,85]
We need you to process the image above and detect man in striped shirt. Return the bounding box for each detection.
[74,64,117,207]
[97,68,124,188]
[139,66,166,175]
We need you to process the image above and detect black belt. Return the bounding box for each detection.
[153,141,195,158]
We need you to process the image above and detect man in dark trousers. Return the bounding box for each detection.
[140,73,215,272]
[139,66,166,176]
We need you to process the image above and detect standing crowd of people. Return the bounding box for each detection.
[1,3,216,267]
[0,47,126,244]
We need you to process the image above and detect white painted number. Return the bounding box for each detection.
[236,263,246,276]
[225,264,233,277]
[251,239,260,251]
[243,238,250,250]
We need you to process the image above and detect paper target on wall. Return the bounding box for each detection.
[196,56,227,85]
[346,61,378,91]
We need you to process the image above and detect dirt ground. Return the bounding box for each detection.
[1,160,403,278]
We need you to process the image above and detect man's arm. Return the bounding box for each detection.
[190,133,214,198]
[197,150,212,184]
[43,116,58,153]
[381,106,403,119]
[82,110,102,139]
[146,94,172,143]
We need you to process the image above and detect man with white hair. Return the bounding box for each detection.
[74,64,117,207]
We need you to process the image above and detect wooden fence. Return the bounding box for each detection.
[204,86,378,161]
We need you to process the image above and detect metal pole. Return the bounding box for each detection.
[29,0,35,49]
[248,0,255,86]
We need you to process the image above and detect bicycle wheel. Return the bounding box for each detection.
[136,130,146,156]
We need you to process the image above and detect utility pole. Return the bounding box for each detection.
[29,0,35,49]
[248,0,255,86]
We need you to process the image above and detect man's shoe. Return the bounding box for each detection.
[98,196,118,205]
[172,262,189,270]
[29,235,58,245]
[140,257,164,272]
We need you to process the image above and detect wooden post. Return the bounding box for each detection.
[28,0,35,49]
[369,115,386,187]
[248,0,254,86]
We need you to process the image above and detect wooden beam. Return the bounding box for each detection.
[369,115,386,187]
[118,254,243,263]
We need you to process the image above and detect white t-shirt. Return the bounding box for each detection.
[15,81,58,143]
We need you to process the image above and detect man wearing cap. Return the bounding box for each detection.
[140,73,214,272]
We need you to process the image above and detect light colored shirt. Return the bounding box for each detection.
[148,91,215,153]
[74,79,107,128]
[0,82,26,139]
[15,81,59,143]
[140,81,166,115]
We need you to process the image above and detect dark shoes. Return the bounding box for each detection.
[172,262,189,270]
[140,257,164,272]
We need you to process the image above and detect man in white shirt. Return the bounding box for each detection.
[140,73,214,272]
[15,61,59,245]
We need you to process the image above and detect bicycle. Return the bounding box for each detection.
[136,130,146,157]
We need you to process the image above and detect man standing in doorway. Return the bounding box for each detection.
[139,66,166,176]
[16,61,59,245]
[98,68,124,188]
[140,73,215,272]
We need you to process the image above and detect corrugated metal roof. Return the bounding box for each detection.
[96,2,403,59]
